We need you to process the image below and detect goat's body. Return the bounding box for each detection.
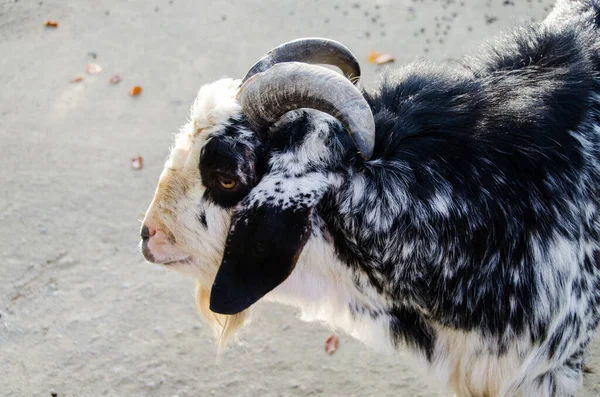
[264,8,600,397]
[141,1,600,395]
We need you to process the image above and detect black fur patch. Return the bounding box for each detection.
[210,204,312,315]
[199,119,265,208]
[197,211,207,228]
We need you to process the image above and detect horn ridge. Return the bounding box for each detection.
[242,37,361,85]
[237,62,375,160]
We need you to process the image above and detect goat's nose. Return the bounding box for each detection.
[141,224,157,240]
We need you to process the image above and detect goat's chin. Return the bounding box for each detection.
[155,253,252,348]
[162,258,202,277]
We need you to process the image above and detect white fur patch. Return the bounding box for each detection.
[264,232,397,353]
[191,78,242,134]
[167,147,190,170]
[165,78,243,171]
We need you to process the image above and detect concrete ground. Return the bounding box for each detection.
[2,0,600,396]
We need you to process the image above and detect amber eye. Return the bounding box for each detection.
[218,176,237,189]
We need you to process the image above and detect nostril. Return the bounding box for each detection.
[141,225,150,240]
[141,225,156,240]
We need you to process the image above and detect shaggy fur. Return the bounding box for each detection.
[141,1,600,395]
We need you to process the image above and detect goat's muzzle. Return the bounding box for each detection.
[140,223,189,265]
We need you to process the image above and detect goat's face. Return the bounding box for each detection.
[141,77,336,315]
[140,39,376,323]
[141,78,260,287]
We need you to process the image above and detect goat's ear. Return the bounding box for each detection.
[209,204,312,315]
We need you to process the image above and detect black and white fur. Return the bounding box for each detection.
[141,1,600,395]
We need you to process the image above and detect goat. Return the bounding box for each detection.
[140,1,600,395]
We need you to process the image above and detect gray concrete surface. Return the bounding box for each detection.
[2,0,600,396]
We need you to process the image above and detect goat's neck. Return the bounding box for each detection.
[261,114,425,351]
[264,209,399,352]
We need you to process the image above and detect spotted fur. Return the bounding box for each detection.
[141,1,600,395]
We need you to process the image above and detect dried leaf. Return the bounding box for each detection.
[131,156,143,170]
[368,51,395,65]
[368,51,381,64]
[45,20,59,28]
[70,76,84,83]
[375,53,395,65]
[325,333,339,355]
[86,63,102,75]
[109,74,122,84]
[129,86,143,96]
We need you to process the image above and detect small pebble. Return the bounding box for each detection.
[109,74,122,84]
[485,14,498,24]
[58,256,75,267]
[131,155,143,169]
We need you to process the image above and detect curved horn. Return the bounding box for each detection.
[242,38,361,85]
[237,62,375,160]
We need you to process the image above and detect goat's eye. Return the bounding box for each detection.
[218,176,237,189]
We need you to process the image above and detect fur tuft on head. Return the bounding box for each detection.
[191,78,242,134]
